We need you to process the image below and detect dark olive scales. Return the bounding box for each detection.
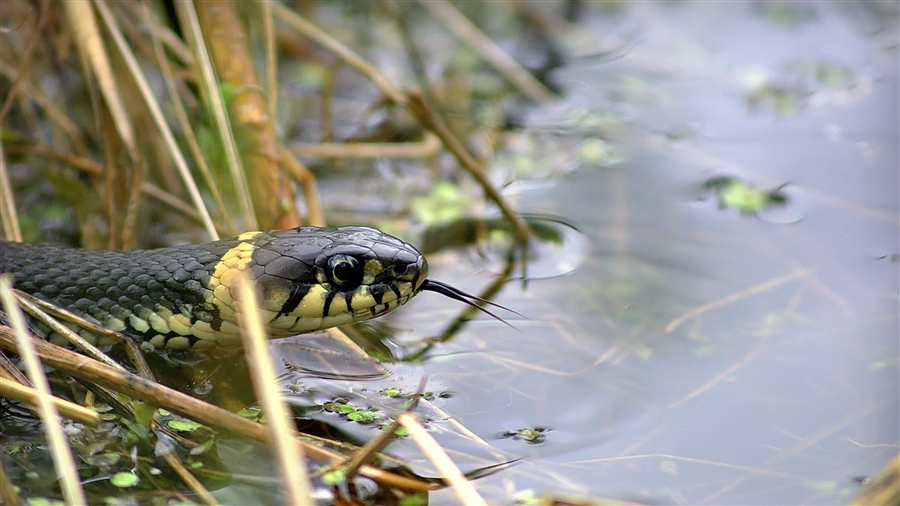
[0,226,428,350]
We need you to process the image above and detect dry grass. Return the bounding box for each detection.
[0,0,550,502]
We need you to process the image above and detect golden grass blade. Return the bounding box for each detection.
[0,379,101,427]
[850,453,900,506]
[176,0,258,231]
[141,182,203,222]
[234,272,313,504]
[0,276,87,505]
[192,1,298,230]
[92,0,220,241]
[13,290,156,381]
[0,148,22,242]
[159,447,219,505]
[118,157,145,251]
[0,352,30,385]
[290,132,442,159]
[63,1,137,161]
[262,0,278,120]
[13,292,128,373]
[143,2,236,235]
[398,413,488,506]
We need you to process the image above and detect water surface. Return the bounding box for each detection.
[263,3,899,504]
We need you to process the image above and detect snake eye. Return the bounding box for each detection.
[327,254,362,287]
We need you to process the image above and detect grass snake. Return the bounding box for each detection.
[0,226,499,350]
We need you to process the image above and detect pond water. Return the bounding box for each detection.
[262,3,899,504]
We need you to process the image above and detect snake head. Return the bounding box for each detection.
[210,225,512,342]
[250,226,428,335]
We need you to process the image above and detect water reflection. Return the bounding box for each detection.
[386,3,897,504]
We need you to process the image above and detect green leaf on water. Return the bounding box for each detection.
[110,472,139,488]
[237,407,261,420]
[132,401,157,429]
[347,411,375,424]
[321,468,346,486]
[189,438,215,456]
[399,493,429,506]
[412,181,472,225]
[167,420,204,432]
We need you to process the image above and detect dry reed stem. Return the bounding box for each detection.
[668,286,805,410]
[0,150,21,242]
[271,2,406,105]
[336,418,402,482]
[0,464,20,506]
[118,156,145,251]
[93,0,220,240]
[398,413,488,506]
[262,1,278,121]
[291,132,442,159]
[404,90,532,243]
[192,1,298,231]
[2,144,105,175]
[13,290,156,381]
[0,352,30,385]
[272,3,530,242]
[141,182,203,222]
[664,268,810,333]
[159,446,219,505]
[279,145,324,227]
[337,379,428,481]
[14,292,127,373]
[0,276,87,505]
[144,2,235,234]
[0,379,101,427]
[64,1,136,162]
[3,144,208,228]
[177,0,256,232]
[850,453,900,506]
[418,0,555,104]
[0,327,432,492]
[234,272,313,505]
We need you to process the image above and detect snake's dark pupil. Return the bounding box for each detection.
[329,255,360,285]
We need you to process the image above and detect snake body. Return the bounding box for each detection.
[0,226,428,350]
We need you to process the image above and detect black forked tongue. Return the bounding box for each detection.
[419,279,522,327]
